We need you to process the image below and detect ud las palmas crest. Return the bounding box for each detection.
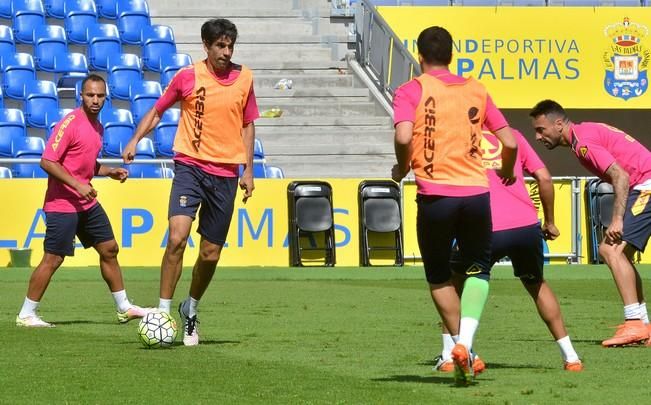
[603,17,651,101]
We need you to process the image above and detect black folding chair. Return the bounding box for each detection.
[358,180,403,266]
[287,181,336,267]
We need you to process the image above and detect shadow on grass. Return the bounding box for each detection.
[371,375,489,387]
[418,360,554,371]
[130,340,241,348]
[51,320,114,325]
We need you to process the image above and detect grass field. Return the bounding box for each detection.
[2,264,651,404]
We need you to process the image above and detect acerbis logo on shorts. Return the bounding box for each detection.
[179,196,188,207]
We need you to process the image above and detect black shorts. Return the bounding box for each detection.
[623,190,651,252]
[44,203,115,257]
[490,223,544,284]
[417,193,492,284]
[169,162,238,245]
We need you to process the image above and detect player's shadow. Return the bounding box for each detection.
[371,375,487,386]
[51,320,113,325]
[418,360,553,371]
[188,339,240,346]
[570,338,609,346]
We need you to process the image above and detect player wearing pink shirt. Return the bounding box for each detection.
[16,75,151,328]
[531,99,651,347]
[435,129,582,372]
[392,26,517,385]
[122,19,260,346]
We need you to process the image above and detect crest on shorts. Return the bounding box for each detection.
[465,264,482,276]
[603,18,650,101]
[579,146,588,158]
[179,195,187,208]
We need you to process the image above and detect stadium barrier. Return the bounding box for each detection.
[0,176,648,267]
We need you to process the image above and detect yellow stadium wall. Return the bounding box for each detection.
[1,178,648,267]
[378,7,651,109]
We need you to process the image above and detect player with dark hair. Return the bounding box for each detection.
[530,99,651,347]
[435,128,582,372]
[16,74,150,327]
[392,26,518,385]
[122,18,259,346]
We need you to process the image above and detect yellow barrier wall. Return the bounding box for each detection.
[378,7,651,109]
[0,179,362,267]
[1,179,648,266]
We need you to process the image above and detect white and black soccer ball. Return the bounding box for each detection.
[137,311,178,348]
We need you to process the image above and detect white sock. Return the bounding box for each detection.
[111,290,132,312]
[640,302,649,324]
[159,298,172,314]
[188,297,199,318]
[441,333,455,360]
[18,297,39,318]
[556,335,580,362]
[624,303,642,320]
[458,317,479,351]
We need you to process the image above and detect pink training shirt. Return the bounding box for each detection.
[155,61,260,177]
[42,108,103,213]
[570,122,651,189]
[483,129,545,231]
[393,69,509,197]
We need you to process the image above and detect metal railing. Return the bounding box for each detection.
[354,0,421,106]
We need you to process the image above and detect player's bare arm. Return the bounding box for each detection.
[532,166,559,240]
[493,126,518,185]
[122,108,162,163]
[96,163,129,183]
[240,122,255,203]
[603,162,629,244]
[392,121,413,182]
[41,158,97,200]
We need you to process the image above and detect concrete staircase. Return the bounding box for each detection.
[149,0,395,178]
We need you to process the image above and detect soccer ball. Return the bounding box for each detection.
[137,311,178,348]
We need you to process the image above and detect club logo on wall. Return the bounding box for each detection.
[603,17,650,101]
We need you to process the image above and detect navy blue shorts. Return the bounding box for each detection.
[44,203,115,257]
[623,189,651,252]
[489,223,544,284]
[169,162,238,245]
[417,193,492,284]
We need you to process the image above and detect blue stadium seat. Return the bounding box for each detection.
[45,107,73,140]
[64,0,98,44]
[43,0,66,18]
[99,106,132,125]
[159,53,192,88]
[33,25,68,71]
[88,23,122,71]
[0,2,12,19]
[129,80,161,123]
[107,53,142,100]
[254,138,264,159]
[153,108,179,157]
[96,0,117,18]
[12,136,45,157]
[265,165,285,179]
[116,0,150,45]
[55,56,89,89]
[102,110,135,157]
[2,53,37,99]
[0,86,3,108]
[0,25,16,67]
[0,108,26,156]
[24,80,59,128]
[134,137,155,158]
[128,163,174,178]
[141,25,176,72]
[12,0,46,44]
[13,162,48,178]
[239,161,267,178]
[0,166,12,178]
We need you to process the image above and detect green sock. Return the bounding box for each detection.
[460,277,490,320]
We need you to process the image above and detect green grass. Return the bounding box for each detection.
[2,265,650,404]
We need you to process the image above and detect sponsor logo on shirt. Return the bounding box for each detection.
[192,87,206,151]
[579,146,588,157]
[51,115,76,151]
[422,96,436,178]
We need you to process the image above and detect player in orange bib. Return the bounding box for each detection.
[122,19,259,346]
[392,26,517,385]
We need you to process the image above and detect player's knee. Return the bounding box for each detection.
[199,245,221,264]
[99,241,120,260]
[167,234,188,252]
[598,242,617,262]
